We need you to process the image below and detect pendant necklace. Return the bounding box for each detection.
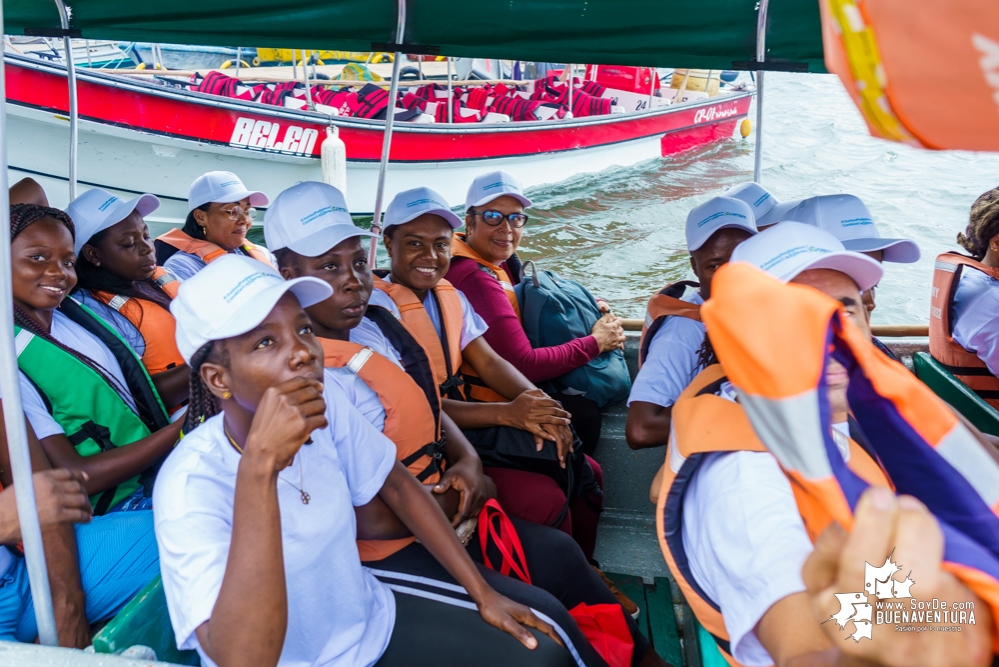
[224,424,310,505]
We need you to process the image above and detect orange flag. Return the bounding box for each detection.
[819,0,999,150]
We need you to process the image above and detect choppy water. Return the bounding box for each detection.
[515,73,999,326]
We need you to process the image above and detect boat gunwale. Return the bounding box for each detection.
[5,52,755,137]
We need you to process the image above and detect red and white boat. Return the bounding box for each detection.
[5,53,753,224]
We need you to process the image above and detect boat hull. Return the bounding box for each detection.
[5,55,753,223]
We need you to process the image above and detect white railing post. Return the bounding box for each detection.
[753,0,770,184]
[53,0,77,200]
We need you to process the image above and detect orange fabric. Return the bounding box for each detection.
[451,234,519,401]
[155,228,273,267]
[929,253,999,409]
[90,287,184,376]
[819,0,999,150]
[320,338,445,563]
[374,276,466,399]
[151,267,179,299]
[656,365,890,666]
[638,283,702,369]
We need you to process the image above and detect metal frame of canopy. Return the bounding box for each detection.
[0,0,775,650]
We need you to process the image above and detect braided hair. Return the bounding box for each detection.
[696,332,718,370]
[957,185,999,260]
[183,341,229,433]
[74,227,174,322]
[10,204,135,409]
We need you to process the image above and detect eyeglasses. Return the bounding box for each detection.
[472,210,529,229]
[217,204,257,222]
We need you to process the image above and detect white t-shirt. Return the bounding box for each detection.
[680,381,850,666]
[16,308,138,440]
[324,367,386,432]
[370,283,487,351]
[154,384,397,667]
[350,311,405,367]
[164,246,278,282]
[952,268,999,376]
[628,290,706,408]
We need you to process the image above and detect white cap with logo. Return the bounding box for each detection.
[170,255,332,364]
[383,187,463,232]
[65,188,160,255]
[465,170,532,211]
[722,181,779,224]
[730,220,884,291]
[188,171,270,212]
[685,196,758,252]
[264,181,375,257]
[779,194,920,263]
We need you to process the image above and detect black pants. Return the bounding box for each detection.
[366,517,650,667]
[552,393,603,456]
[375,587,576,667]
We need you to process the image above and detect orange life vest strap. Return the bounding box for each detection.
[451,233,521,318]
[90,288,184,376]
[929,252,999,407]
[373,275,466,400]
[639,281,702,368]
[155,228,273,268]
[151,267,180,299]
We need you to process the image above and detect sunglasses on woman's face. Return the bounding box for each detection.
[217,204,257,222]
[473,210,529,229]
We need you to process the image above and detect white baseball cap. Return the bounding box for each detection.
[170,255,332,364]
[383,187,463,232]
[188,171,269,212]
[755,198,803,228]
[686,196,758,252]
[465,170,532,211]
[780,194,921,263]
[730,220,884,291]
[722,181,778,223]
[264,181,375,257]
[65,188,160,255]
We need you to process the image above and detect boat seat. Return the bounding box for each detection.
[913,351,999,436]
[92,574,200,665]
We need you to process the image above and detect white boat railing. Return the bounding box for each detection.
[0,0,60,649]
[53,0,78,200]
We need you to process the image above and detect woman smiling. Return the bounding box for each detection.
[154,171,273,281]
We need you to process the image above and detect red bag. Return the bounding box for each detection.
[568,603,635,667]
[478,499,532,584]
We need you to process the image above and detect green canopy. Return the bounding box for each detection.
[4,0,826,72]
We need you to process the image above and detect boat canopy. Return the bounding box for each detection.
[4,0,826,72]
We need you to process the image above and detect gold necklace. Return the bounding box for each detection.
[224,424,310,505]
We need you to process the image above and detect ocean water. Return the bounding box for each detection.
[516,73,999,325]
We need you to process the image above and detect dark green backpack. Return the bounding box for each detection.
[515,261,631,409]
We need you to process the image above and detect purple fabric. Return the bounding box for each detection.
[446,257,600,383]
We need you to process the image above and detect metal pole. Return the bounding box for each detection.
[85,40,92,68]
[368,0,407,264]
[647,66,655,110]
[753,0,770,184]
[235,46,241,77]
[301,50,314,110]
[567,64,573,116]
[0,2,60,648]
[447,57,453,124]
[54,0,77,200]
[292,49,298,81]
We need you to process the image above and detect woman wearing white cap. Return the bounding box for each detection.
[154,170,273,282]
[446,170,625,456]
[7,203,184,514]
[66,188,188,411]
[156,255,579,667]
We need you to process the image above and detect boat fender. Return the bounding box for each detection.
[321,126,347,195]
[740,118,752,138]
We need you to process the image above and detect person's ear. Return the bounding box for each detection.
[689,254,698,275]
[990,232,999,254]
[278,263,297,281]
[382,233,392,258]
[82,244,101,267]
[193,208,208,227]
[200,361,232,400]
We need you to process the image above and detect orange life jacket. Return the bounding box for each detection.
[655,364,890,666]
[451,234,520,402]
[638,281,702,368]
[373,274,468,400]
[320,337,448,562]
[693,262,999,659]
[155,228,273,267]
[929,252,999,408]
[90,269,184,376]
